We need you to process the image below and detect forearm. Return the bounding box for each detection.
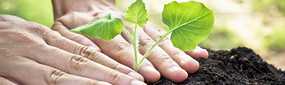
[52,0,118,20]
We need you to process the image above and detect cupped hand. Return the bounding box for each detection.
[52,0,209,83]
[0,15,145,85]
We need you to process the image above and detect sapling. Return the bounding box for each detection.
[71,0,214,72]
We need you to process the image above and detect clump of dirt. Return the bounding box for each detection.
[148,47,285,85]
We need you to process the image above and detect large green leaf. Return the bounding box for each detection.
[124,0,148,27]
[70,13,124,41]
[162,1,214,51]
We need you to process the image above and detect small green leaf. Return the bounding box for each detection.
[124,0,148,27]
[162,1,214,51]
[70,13,124,41]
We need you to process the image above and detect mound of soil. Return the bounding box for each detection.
[148,47,285,85]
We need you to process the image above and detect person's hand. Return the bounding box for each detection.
[52,0,209,83]
[0,15,146,85]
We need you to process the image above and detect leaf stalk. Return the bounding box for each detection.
[137,30,172,67]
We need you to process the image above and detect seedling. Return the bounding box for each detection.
[71,0,214,72]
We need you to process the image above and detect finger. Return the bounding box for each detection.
[41,30,144,81]
[137,28,188,83]
[91,35,161,83]
[52,18,100,52]
[185,46,209,59]
[24,43,145,85]
[0,76,16,85]
[144,22,209,59]
[0,56,110,85]
[143,22,201,73]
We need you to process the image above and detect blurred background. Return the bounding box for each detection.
[1,0,284,70]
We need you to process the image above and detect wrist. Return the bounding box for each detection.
[52,0,118,20]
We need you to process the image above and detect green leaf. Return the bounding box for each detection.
[70,13,124,41]
[162,1,214,51]
[124,0,148,27]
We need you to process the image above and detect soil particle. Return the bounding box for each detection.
[148,47,285,85]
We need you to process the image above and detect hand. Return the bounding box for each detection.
[52,0,209,83]
[0,15,145,85]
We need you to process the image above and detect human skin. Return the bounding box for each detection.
[52,0,209,83]
[0,15,146,85]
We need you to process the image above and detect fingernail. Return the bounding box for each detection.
[87,46,100,52]
[171,66,182,72]
[97,82,112,85]
[188,59,199,74]
[128,72,142,80]
[145,66,157,72]
[181,56,192,64]
[189,59,199,68]
[131,80,146,85]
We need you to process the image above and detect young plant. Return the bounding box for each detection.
[71,0,214,72]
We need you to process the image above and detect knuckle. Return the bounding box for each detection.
[24,22,50,33]
[158,36,170,45]
[152,32,167,42]
[156,28,163,32]
[108,72,123,83]
[153,34,161,41]
[91,52,107,62]
[46,69,66,85]
[139,37,155,48]
[75,46,101,62]
[44,31,66,45]
[45,30,61,39]
[121,31,132,43]
[148,54,172,63]
[113,42,134,64]
[170,48,184,57]
[69,11,78,16]
[144,24,167,41]
[114,41,132,53]
[68,55,90,74]
[158,56,172,63]
[86,80,100,85]
[109,63,123,71]
[51,21,62,30]
[76,46,93,58]
[49,31,61,36]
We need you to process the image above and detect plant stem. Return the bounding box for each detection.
[132,24,139,72]
[123,28,134,43]
[123,25,140,72]
[138,31,172,66]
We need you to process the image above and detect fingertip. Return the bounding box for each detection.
[185,47,209,59]
[167,66,188,83]
[199,49,209,59]
[183,59,199,74]
[139,66,160,83]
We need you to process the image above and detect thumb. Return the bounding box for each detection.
[52,21,101,52]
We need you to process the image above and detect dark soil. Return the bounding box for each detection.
[148,47,285,85]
